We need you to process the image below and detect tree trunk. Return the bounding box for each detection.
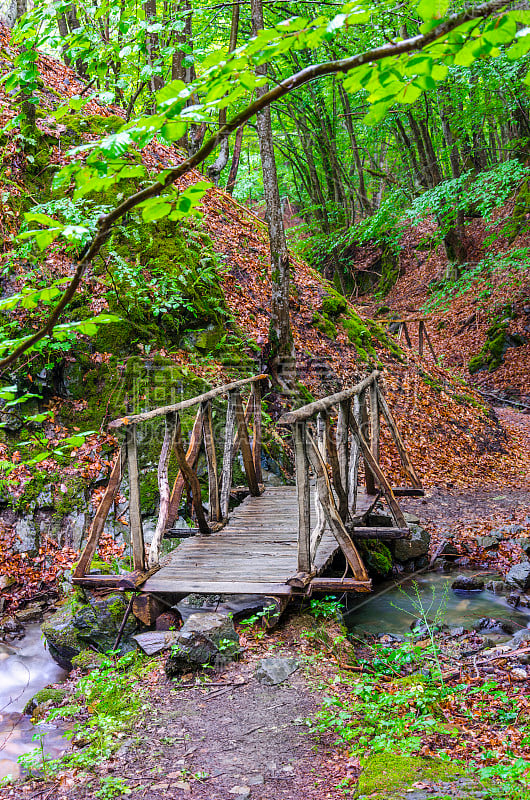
[144,0,163,103]
[208,1,240,185]
[225,123,246,194]
[250,0,294,385]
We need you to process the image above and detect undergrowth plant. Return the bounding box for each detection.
[19,651,148,778]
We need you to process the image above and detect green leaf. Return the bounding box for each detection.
[23,212,61,228]
[416,0,448,23]
[507,31,530,60]
[141,201,173,222]
[482,15,517,46]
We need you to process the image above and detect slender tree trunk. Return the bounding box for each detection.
[208,1,240,185]
[251,0,294,384]
[339,84,370,214]
[225,123,246,194]
[144,0,163,104]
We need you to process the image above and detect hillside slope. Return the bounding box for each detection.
[0,30,528,609]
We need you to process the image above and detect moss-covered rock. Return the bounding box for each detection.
[312,312,337,339]
[24,687,67,716]
[321,290,347,317]
[358,539,392,577]
[375,245,400,299]
[468,320,525,374]
[41,605,83,670]
[71,649,106,673]
[355,753,465,799]
[42,593,138,669]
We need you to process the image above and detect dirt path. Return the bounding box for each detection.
[68,650,341,800]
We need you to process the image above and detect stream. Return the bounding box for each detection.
[345,571,530,636]
[0,623,68,780]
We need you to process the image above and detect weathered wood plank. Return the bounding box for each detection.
[220,392,237,519]
[143,579,295,596]
[360,389,376,495]
[309,577,371,593]
[252,381,263,484]
[337,400,350,490]
[127,424,145,572]
[148,412,177,568]
[108,374,268,428]
[202,400,221,523]
[349,526,409,539]
[306,431,369,582]
[167,406,203,528]
[369,380,380,468]
[293,422,311,572]
[173,416,211,535]
[277,371,379,424]
[324,413,348,521]
[349,413,408,528]
[376,386,422,489]
[233,390,260,496]
[74,447,125,579]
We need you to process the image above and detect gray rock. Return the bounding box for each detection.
[255,656,298,685]
[41,606,83,669]
[393,524,430,562]
[483,528,505,543]
[403,511,420,524]
[42,593,137,669]
[133,630,179,656]
[509,628,530,647]
[486,580,505,594]
[36,489,53,508]
[74,594,136,653]
[13,518,38,554]
[506,561,530,590]
[517,538,530,555]
[451,574,484,592]
[473,617,518,635]
[476,535,500,550]
[449,626,465,637]
[70,513,86,550]
[165,612,240,676]
[15,601,45,623]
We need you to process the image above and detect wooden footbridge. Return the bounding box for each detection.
[73,371,423,620]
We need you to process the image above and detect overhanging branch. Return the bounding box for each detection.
[0,0,512,371]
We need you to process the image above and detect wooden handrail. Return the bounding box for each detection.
[108,374,268,429]
[277,371,379,424]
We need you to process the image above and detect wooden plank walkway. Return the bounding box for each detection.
[144,486,343,596]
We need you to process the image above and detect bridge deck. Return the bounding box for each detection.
[144,486,343,596]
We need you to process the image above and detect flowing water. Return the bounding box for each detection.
[344,571,530,636]
[0,624,68,780]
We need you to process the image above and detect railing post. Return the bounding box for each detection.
[337,399,350,490]
[294,421,311,573]
[202,400,221,523]
[126,423,145,571]
[360,389,376,495]
[418,320,424,357]
[252,381,262,485]
[173,415,211,535]
[220,391,237,520]
[148,411,177,568]
[233,390,260,496]
[369,379,380,471]
[347,395,360,515]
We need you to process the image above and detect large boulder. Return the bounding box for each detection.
[165,612,240,676]
[392,524,430,563]
[506,561,530,591]
[73,593,136,653]
[451,575,484,592]
[42,593,137,669]
[41,605,83,670]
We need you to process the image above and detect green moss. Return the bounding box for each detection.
[375,245,400,299]
[294,382,315,405]
[312,312,337,339]
[23,687,67,715]
[358,539,392,577]
[356,753,465,799]
[468,318,525,374]
[71,649,106,672]
[321,290,347,317]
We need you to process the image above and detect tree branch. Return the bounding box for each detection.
[0,0,512,372]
